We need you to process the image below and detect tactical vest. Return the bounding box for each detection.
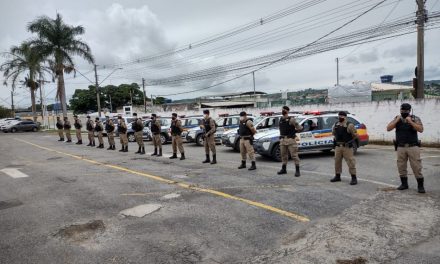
[203,118,212,133]
[74,120,82,129]
[170,120,181,135]
[105,122,114,132]
[133,119,143,132]
[151,120,160,133]
[63,122,71,130]
[239,119,252,137]
[334,122,353,143]
[279,117,296,137]
[395,117,418,144]
[86,121,94,131]
[118,123,127,134]
[56,121,63,129]
[95,123,103,132]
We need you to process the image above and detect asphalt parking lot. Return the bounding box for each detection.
[0,132,439,264]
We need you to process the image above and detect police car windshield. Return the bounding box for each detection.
[215,118,224,126]
[253,116,265,125]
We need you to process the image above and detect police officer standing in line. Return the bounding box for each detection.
[201,110,217,164]
[278,106,303,176]
[56,116,64,141]
[86,116,95,146]
[386,103,425,193]
[330,111,358,185]
[150,114,163,157]
[105,116,116,150]
[169,113,185,160]
[118,116,129,152]
[63,116,72,143]
[95,117,105,149]
[73,115,83,145]
[237,111,257,170]
[133,113,145,155]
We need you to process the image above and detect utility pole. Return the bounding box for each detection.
[94,64,102,117]
[151,94,154,111]
[142,78,147,113]
[109,94,113,113]
[11,90,15,117]
[336,57,340,86]
[416,0,426,99]
[252,71,257,106]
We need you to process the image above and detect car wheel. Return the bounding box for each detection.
[128,133,136,142]
[272,144,281,162]
[196,134,204,146]
[11,128,17,133]
[160,134,166,145]
[352,141,358,155]
[233,139,240,152]
[32,127,38,132]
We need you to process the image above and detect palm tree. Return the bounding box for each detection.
[0,42,48,121]
[28,13,94,117]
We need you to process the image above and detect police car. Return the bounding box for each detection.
[186,114,253,146]
[180,115,204,141]
[222,112,296,151]
[253,111,369,161]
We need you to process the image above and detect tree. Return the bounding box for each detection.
[0,105,13,118]
[69,83,145,113]
[0,42,48,122]
[27,13,94,117]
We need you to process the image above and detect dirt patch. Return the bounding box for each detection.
[379,187,396,192]
[56,176,77,183]
[54,220,105,243]
[47,157,63,161]
[336,257,368,264]
[0,199,23,210]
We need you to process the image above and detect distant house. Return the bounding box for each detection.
[371,83,414,101]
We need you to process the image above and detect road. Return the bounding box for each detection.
[0,132,439,264]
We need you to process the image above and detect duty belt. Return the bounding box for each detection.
[240,136,252,139]
[397,143,418,147]
[336,142,352,147]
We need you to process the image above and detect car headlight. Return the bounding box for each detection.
[262,142,271,150]
[229,136,236,143]
[188,131,195,137]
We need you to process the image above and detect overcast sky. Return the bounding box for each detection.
[1,0,439,108]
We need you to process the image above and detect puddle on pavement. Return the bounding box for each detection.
[336,257,367,264]
[54,220,105,243]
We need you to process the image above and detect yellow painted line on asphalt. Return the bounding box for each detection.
[14,138,310,222]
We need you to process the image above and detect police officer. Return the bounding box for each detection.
[73,115,83,145]
[86,116,95,146]
[278,106,302,176]
[150,114,163,157]
[132,113,145,155]
[169,113,185,160]
[201,110,217,164]
[95,117,104,149]
[330,111,358,185]
[63,117,72,143]
[118,116,128,152]
[55,116,64,141]
[105,116,116,150]
[386,103,425,193]
[237,111,257,170]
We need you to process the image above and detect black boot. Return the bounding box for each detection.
[169,153,178,159]
[140,147,145,155]
[135,146,141,154]
[248,161,256,171]
[119,146,124,152]
[278,165,287,175]
[87,142,92,146]
[123,146,128,152]
[66,140,72,143]
[210,154,217,164]
[158,148,162,157]
[92,141,95,147]
[112,145,116,150]
[151,148,158,156]
[107,145,112,150]
[76,140,82,145]
[238,161,246,169]
[180,153,186,160]
[397,177,409,190]
[330,173,341,182]
[295,165,300,177]
[350,175,357,185]
[59,138,64,142]
[416,178,425,193]
[202,154,210,163]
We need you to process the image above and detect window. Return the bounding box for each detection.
[347,117,360,125]
[229,117,240,126]
[302,118,319,132]
[188,118,200,126]
[320,116,338,130]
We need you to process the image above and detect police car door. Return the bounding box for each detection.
[297,117,320,150]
